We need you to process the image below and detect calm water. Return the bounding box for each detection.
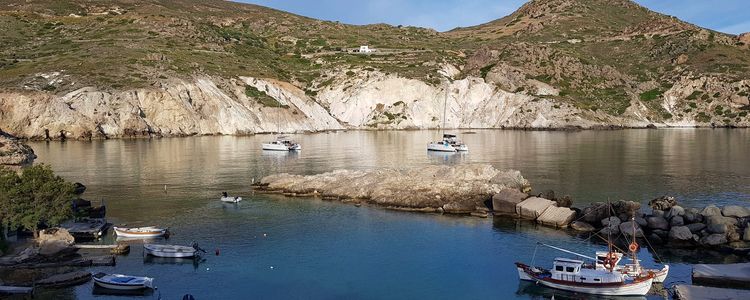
[25,129,750,299]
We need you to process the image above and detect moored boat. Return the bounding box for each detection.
[143,243,203,258]
[262,136,301,151]
[92,272,153,290]
[220,192,242,203]
[113,226,168,238]
[516,259,654,296]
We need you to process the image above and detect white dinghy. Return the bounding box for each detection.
[114,226,168,238]
[220,192,242,203]
[92,272,153,290]
[143,243,204,258]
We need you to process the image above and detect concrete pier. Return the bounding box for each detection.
[674,284,750,300]
[692,262,750,288]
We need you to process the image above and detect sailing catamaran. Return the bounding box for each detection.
[427,82,468,152]
[261,89,301,151]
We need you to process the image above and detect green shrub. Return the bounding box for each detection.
[639,88,662,101]
[686,91,703,100]
[479,63,496,79]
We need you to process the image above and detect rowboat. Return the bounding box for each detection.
[113,226,168,238]
[92,273,153,290]
[143,243,202,258]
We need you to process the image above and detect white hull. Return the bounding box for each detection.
[143,244,197,258]
[653,265,669,283]
[220,196,242,203]
[453,144,469,152]
[93,273,153,290]
[517,268,652,296]
[114,227,167,238]
[262,143,291,151]
[427,143,456,152]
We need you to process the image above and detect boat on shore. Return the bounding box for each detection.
[143,243,204,258]
[114,226,168,238]
[92,273,153,291]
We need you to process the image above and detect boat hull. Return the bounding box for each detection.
[143,244,197,258]
[93,273,153,291]
[516,264,653,296]
[262,143,290,151]
[113,227,166,238]
[427,143,456,152]
[220,197,242,203]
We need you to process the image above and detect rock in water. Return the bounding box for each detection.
[669,226,695,246]
[257,164,529,215]
[492,188,528,214]
[571,221,595,232]
[647,216,670,230]
[701,234,728,246]
[701,205,722,217]
[619,221,644,237]
[37,228,75,257]
[536,206,576,227]
[649,196,677,211]
[0,131,36,166]
[686,223,706,233]
[722,205,750,218]
[665,205,685,219]
[516,197,556,220]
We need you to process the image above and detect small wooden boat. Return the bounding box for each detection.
[92,272,153,290]
[143,243,202,258]
[114,226,168,238]
[220,192,242,203]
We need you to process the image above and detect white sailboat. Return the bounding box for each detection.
[262,89,301,151]
[428,81,468,152]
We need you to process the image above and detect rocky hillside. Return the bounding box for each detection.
[0,0,749,139]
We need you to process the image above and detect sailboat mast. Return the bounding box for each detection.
[276,87,281,135]
[442,79,448,136]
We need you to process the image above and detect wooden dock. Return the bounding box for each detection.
[692,262,750,288]
[674,284,750,300]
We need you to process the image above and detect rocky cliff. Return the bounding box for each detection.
[0,0,749,139]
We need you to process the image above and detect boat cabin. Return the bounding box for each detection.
[551,258,623,284]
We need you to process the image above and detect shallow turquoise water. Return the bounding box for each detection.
[25,129,750,299]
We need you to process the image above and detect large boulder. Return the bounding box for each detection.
[516,197,556,220]
[601,216,621,228]
[581,203,611,224]
[536,206,577,227]
[701,205,722,217]
[0,132,36,166]
[648,196,677,211]
[571,221,595,232]
[612,200,641,218]
[619,221,644,237]
[670,216,685,227]
[684,209,704,224]
[555,195,573,208]
[686,223,706,233]
[492,188,528,214]
[647,216,670,230]
[37,228,75,257]
[668,226,694,246]
[634,216,648,227]
[707,223,729,234]
[744,227,750,241]
[599,225,620,236]
[665,206,685,219]
[706,215,738,227]
[722,205,750,218]
[700,233,727,246]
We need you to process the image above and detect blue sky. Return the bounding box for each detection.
[237,0,750,35]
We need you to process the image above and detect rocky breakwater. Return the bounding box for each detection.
[564,196,750,253]
[253,164,530,216]
[0,131,36,167]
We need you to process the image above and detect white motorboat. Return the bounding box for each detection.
[113,226,168,238]
[143,243,203,258]
[92,272,153,290]
[262,136,301,151]
[427,140,456,152]
[220,192,242,203]
[427,80,468,152]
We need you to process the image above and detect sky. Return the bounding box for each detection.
[237,0,750,35]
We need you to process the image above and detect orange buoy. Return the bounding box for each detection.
[628,242,639,252]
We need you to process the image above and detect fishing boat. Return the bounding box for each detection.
[262,136,301,151]
[516,212,655,296]
[220,192,242,203]
[427,81,468,152]
[143,243,204,258]
[594,251,670,283]
[113,226,168,238]
[92,273,153,290]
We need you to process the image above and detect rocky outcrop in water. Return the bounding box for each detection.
[0,131,35,166]
[254,164,530,215]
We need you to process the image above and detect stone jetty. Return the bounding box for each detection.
[674,285,750,300]
[692,262,750,287]
[254,164,530,215]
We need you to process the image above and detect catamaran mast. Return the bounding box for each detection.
[441,79,448,137]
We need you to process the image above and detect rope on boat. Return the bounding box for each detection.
[531,243,539,267]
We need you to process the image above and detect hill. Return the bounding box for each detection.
[0,0,748,139]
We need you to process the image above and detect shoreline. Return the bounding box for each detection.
[12,125,750,142]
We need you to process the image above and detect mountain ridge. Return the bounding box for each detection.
[0,0,749,139]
